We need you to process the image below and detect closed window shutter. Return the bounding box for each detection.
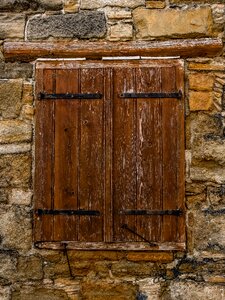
[34,60,185,250]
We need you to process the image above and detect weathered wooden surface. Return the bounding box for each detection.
[34,241,186,251]
[34,59,185,250]
[4,38,223,61]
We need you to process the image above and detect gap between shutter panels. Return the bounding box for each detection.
[33,59,185,250]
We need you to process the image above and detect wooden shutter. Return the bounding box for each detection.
[34,60,185,251]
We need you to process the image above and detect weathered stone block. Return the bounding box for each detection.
[17,256,43,281]
[136,278,161,300]
[106,9,132,20]
[207,185,225,208]
[64,0,79,13]
[20,105,35,121]
[0,206,32,251]
[12,287,69,300]
[146,0,166,9]
[111,261,162,277]
[189,73,214,91]
[133,7,213,39]
[169,281,225,300]
[0,144,31,155]
[80,0,145,9]
[10,188,32,205]
[188,59,225,71]
[0,286,10,300]
[80,281,138,300]
[192,140,225,166]
[190,166,225,183]
[109,23,133,41]
[38,0,63,10]
[0,189,8,203]
[189,91,213,111]
[0,0,63,12]
[0,120,32,144]
[0,14,25,39]
[127,252,173,262]
[27,12,107,40]
[0,252,17,281]
[22,82,33,105]
[0,79,23,118]
[0,154,31,187]
[0,63,33,79]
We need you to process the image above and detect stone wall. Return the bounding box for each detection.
[0,0,225,299]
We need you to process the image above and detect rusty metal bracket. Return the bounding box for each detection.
[63,243,75,279]
[121,224,157,247]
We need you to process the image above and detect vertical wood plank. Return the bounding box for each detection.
[53,69,79,241]
[34,68,55,242]
[136,67,162,242]
[161,66,179,242]
[78,68,105,242]
[113,67,136,241]
[175,64,185,244]
[104,68,113,242]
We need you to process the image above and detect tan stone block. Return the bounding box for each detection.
[20,105,35,121]
[190,166,225,183]
[0,79,23,118]
[0,154,31,187]
[146,0,166,9]
[133,7,213,39]
[107,10,132,19]
[12,287,69,300]
[188,61,225,71]
[109,23,133,40]
[80,0,145,9]
[80,281,138,300]
[204,275,225,284]
[64,0,79,13]
[0,14,25,39]
[22,81,33,105]
[189,91,213,111]
[17,256,43,281]
[189,73,214,91]
[0,120,32,144]
[127,252,173,262]
[70,251,125,261]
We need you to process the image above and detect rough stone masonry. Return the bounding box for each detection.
[0,0,225,299]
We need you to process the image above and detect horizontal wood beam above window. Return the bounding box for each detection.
[3,38,223,62]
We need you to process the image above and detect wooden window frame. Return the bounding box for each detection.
[34,59,185,251]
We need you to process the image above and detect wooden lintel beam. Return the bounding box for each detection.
[3,38,223,61]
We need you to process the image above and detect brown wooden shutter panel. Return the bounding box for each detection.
[34,60,185,251]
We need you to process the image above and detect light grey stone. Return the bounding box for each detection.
[10,188,32,205]
[0,144,31,154]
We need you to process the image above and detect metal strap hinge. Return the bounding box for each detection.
[35,209,100,216]
[120,209,183,216]
[38,92,102,100]
[120,91,182,99]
